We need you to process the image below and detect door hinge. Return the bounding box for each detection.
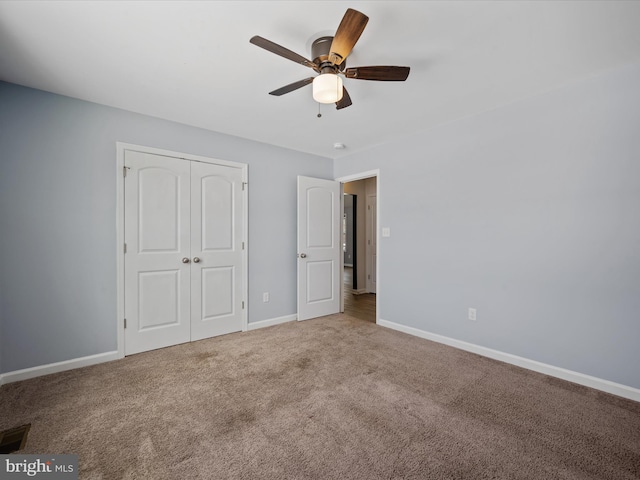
[242,182,247,191]
[242,301,245,309]
[124,318,127,329]
[124,243,127,254]
[123,166,130,177]
[242,241,245,250]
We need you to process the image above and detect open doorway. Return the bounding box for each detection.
[342,177,377,323]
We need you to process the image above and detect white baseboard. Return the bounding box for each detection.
[351,289,368,295]
[247,314,297,331]
[378,319,640,403]
[0,350,121,386]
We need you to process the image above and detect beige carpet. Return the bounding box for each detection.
[1,314,639,479]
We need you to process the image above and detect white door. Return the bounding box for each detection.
[297,176,341,320]
[366,194,377,293]
[190,161,244,340]
[124,151,191,355]
[125,151,245,355]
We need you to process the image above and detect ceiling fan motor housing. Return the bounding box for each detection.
[311,36,344,73]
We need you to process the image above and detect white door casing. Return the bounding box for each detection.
[297,176,341,321]
[123,148,246,355]
[366,194,377,294]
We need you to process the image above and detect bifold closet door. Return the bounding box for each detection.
[124,152,244,355]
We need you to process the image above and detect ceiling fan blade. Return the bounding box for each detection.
[328,9,369,65]
[344,66,410,81]
[336,87,352,110]
[269,77,315,96]
[250,36,318,71]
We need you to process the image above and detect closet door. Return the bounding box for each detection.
[124,151,191,355]
[124,150,246,355]
[190,161,244,340]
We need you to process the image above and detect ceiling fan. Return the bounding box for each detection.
[250,8,410,110]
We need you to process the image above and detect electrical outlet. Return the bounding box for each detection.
[468,308,477,321]
[263,292,270,303]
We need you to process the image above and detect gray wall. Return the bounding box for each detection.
[0,81,333,373]
[335,62,640,389]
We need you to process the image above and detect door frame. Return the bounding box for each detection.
[335,169,380,324]
[116,142,248,358]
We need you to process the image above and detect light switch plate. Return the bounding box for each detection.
[382,227,391,237]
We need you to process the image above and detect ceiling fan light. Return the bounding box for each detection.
[312,74,344,104]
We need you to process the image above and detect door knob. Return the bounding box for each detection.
[182,257,190,263]
[299,253,307,258]
[193,257,201,263]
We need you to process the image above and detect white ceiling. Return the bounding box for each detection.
[1,1,640,159]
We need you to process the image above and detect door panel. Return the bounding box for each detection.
[124,151,191,355]
[298,176,341,320]
[201,266,234,318]
[306,261,334,303]
[190,161,244,341]
[138,168,181,252]
[307,188,334,247]
[201,175,234,251]
[138,270,181,329]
